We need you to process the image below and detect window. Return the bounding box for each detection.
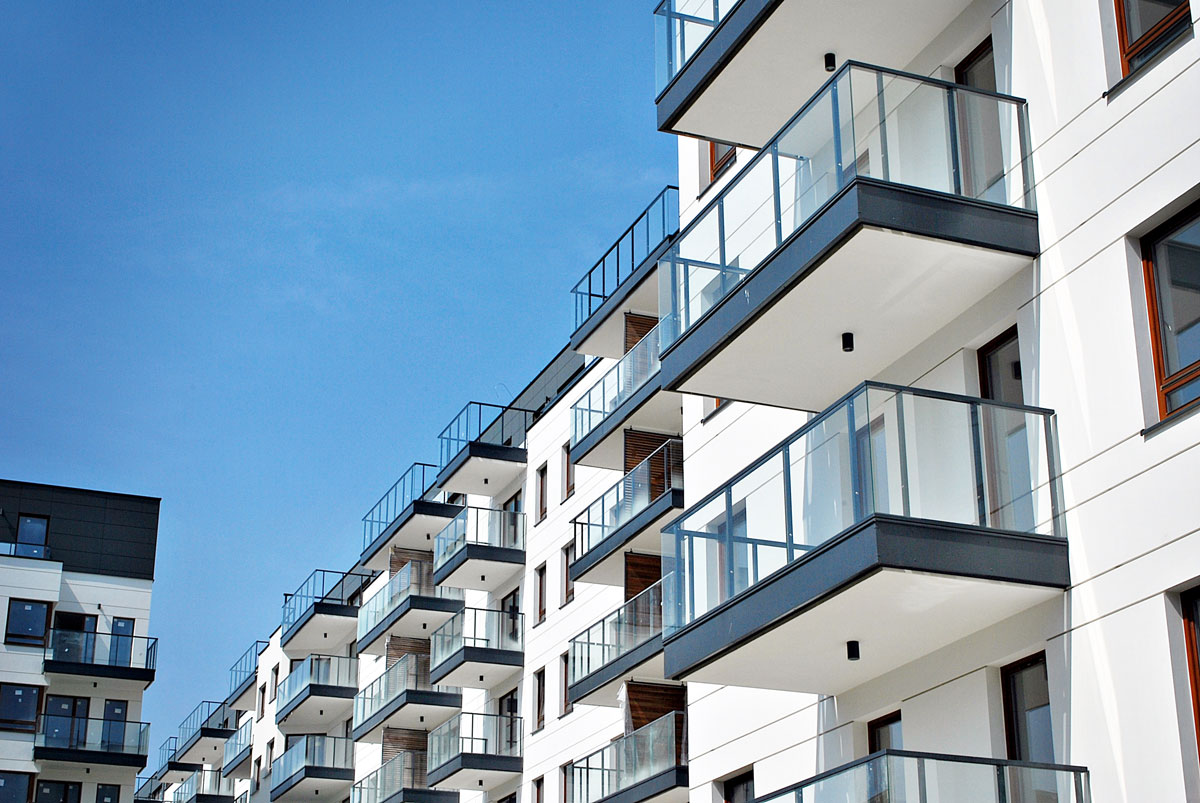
[253,757,262,793]
[265,739,275,777]
[561,543,575,605]
[723,771,754,803]
[533,777,544,803]
[867,711,903,752]
[536,463,548,522]
[95,786,119,803]
[1181,589,1200,762]
[535,564,547,624]
[562,443,575,499]
[0,685,40,732]
[1002,653,1054,762]
[534,668,546,731]
[0,773,32,803]
[708,141,736,183]
[560,652,573,716]
[15,516,48,559]
[257,683,266,720]
[447,492,466,507]
[5,599,50,646]
[269,665,279,702]
[35,783,79,803]
[1115,0,1191,73]
[1144,203,1200,419]
[979,326,1023,405]
[561,763,573,803]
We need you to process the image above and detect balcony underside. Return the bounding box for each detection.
[162,761,204,784]
[427,754,523,791]
[436,443,527,497]
[663,515,1067,695]
[227,673,257,711]
[43,660,155,689]
[657,0,975,145]
[222,744,252,779]
[660,181,1038,410]
[362,500,464,571]
[573,381,681,471]
[430,646,523,690]
[351,689,463,742]
[177,728,235,766]
[376,789,460,803]
[433,545,525,594]
[34,746,147,769]
[270,767,354,802]
[275,686,356,734]
[192,795,235,803]
[569,636,667,707]
[595,767,689,803]
[358,596,465,656]
[571,489,684,586]
[281,604,358,658]
[571,240,673,360]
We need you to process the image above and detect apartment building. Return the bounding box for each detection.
[140,0,1200,801]
[0,480,160,803]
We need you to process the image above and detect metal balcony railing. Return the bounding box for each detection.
[358,560,462,640]
[275,655,357,712]
[433,507,525,571]
[431,607,524,670]
[429,712,522,772]
[572,323,664,447]
[438,402,536,468]
[569,712,686,803]
[36,715,151,756]
[573,439,682,558]
[45,628,157,671]
[569,578,664,684]
[353,653,459,728]
[362,462,439,551]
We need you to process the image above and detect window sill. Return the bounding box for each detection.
[559,596,574,610]
[702,400,733,425]
[1105,20,1193,101]
[698,154,737,199]
[558,708,574,720]
[3,638,46,648]
[562,490,575,503]
[1142,393,1200,438]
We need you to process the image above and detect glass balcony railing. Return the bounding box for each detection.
[664,382,1060,635]
[228,640,268,697]
[0,541,51,560]
[569,579,664,684]
[431,607,524,668]
[281,569,375,633]
[362,462,439,551]
[352,752,431,803]
[179,701,231,746]
[570,712,686,803]
[358,560,462,639]
[438,402,536,468]
[354,653,459,729]
[653,0,730,95]
[433,507,525,571]
[574,439,683,558]
[276,655,357,712]
[658,62,1034,350]
[36,715,150,756]
[223,718,252,768]
[157,737,179,770]
[571,323,664,447]
[174,771,235,803]
[429,712,522,772]
[272,735,353,790]
[45,628,158,671]
[759,750,1090,803]
[571,187,681,331]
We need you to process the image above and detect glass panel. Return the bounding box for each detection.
[282,570,373,632]
[569,712,685,803]
[438,403,534,467]
[178,701,230,746]
[275,656,357,712]
[353,654,458,728]
[428,712,522,770]
[229,642,266,696]
[271,736,353,787]
[569,579,663,683]
[223,718,252,769]
[431,608,524,669]
[890,389,981,526]
[433,508,526,570]
[46,630,157,670]
[362,463,438,551]
[36,716,149,754]
[1154,214,1200,377]
[352,752,427,803]
[571,323,664,446]
[1005,656,1054,763]
[358,560,461,639]
[1124,0,1188,44]
[573,440,683,557]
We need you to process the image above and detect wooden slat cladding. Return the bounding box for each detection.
[383,727,429,764]
[624,430,675,473]
[624,681,685,736]
[389,547,434,576]
[624,313,658,353]
[624,553,661,602]
[387,636,430,668]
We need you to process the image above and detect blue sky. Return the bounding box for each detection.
[0,2,676,743]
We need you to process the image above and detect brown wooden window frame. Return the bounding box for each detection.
[533,669,546,733]
[536,463,548,523]
[1114,0,1192,75]
[1142,199,1200,421]
[708,141,736,184]
[562,443,574,500]
[561,543,575,606]
[1182,589,1200,764]
[560,651,573,717]
[535,563,547,624]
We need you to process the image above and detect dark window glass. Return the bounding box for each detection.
[5,600,49,646]
[1002,653,1054,762]
[709,141,736,183]
[979,327,1024,405]
[0,773,32,803]
[1117,0,1191,71]
[868,712,903,752]
[95,786,119,803]
[1145,206,1200,417]
[15,516,48,559]
[562,543,576,605]
[0,685,41,732]
[35,783,80,803]
[534,669,546,731]
[537,464,548,521]
[536,564,547,623]
[560,653,573,716]
[563,443,574,498]
[533,777,543,803]
[724,771,754,803]
[957,39,997,92]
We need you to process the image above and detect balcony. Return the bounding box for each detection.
[427,712,523,790]
[352,653,462,742]
[173,770,236,803]
[352,751,458,803]
[281,568,375,657]
[155,737,201,784]
[569,712,687,803]
[176,701,235,766]
[136,775,164,803]
[43,628,157,687]
[361,462,464,571]
[656,63,1038,410]
[662,382,1068,694]
[275,655,358,734]
[270,735,354,801]
[571,440,683,585]
[569,579,666,707]
[432,507,525,593]
[226,640,268,711]
[435,402,536,496]
[570,187,681,358]
[358,559,464,654]
[430,607,523,689]
[759,750,1090,803]
[654,0,987,145]
[221,718,252,779]
[33,714,150,768]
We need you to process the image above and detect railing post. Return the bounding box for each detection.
[831,77,845,186]
[996,764,1008,803]
[875,69,890,181]
[947,86,963,196]
[894,390,911,517]
[970,402,989,527]
[771,145,783,247]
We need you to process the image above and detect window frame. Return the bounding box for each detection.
[15,515,49,559]
[269,665,279,702]
[560,652,573,717]
[533,668,546,732]
[562,443,575,500]
[533,776,544,803]
[708,141,736,184]
[722,770,755,803]
[1142,199,1200,421]
[561,543,575,606]
[536,463,549,523]
[0,772,34,803]
[1114,0,1192,75]
[1000,651,1051,761]
[0,684,42,733]
[5,599,51,647]
[867,710,902,753]
[535,563,547,624]
[1183,589,1200,764]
